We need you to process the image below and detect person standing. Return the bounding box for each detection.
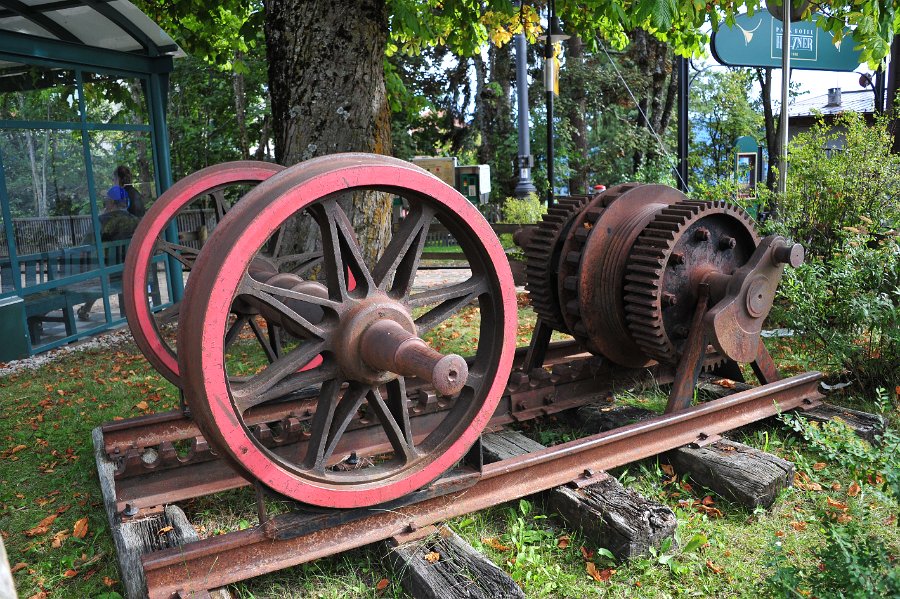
[114,165,146,218]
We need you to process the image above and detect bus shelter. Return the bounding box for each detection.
[0,0,183,358]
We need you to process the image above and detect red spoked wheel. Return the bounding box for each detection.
[178,153,517,508]
[123,162,284,386]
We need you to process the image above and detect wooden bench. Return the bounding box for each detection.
[0,250,77,345]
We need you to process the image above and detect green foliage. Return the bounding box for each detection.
[771,232,900,391]
[777,111,900,260]
[768,409,900,598]
[501,194,545,224]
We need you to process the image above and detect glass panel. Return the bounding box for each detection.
[0,64,80,122]
[89,129,155,216]
[26,275,106,348]
[82,73,149,125]
[0,129,96,289]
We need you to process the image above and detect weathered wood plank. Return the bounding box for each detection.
[93,427,231,599]
[801,402,887,445]
[388,526,524,599]
[545,478,677,560]
[666,439,794,509]
[482,430,676,560]
[576,404,656,433]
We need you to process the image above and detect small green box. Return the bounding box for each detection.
[0,296,30,361]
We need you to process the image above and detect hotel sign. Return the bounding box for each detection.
[711,12,862,71]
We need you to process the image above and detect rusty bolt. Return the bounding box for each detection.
[122,503,139,517]
[544,394,555,405]
[407,522,418,533]
[583,468,594,478]
[670,252,685,265]
[516,401,528,411]
[662,292,678,307]
[718,236,736,250]
[693,227,710,241]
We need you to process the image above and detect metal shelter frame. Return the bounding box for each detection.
[0,0,182,356]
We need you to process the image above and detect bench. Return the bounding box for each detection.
[0,249,77,345]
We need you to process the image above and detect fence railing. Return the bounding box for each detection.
[0,209,217,257]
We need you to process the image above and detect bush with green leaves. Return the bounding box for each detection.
[501,194,546,224]
[776,111,900,260]
[771,230,900,390]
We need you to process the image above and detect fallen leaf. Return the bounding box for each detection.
[790,521,807,532]
[586,561,615,582]
[375,578,389,591]
[706,560,724,574]
[51,530,69,548]
[836,513,853,524]
[102,576,117,587]
[827,497,848,511]
[775,530,785,537]
[557,535,570,549]
[701,496,715,506]
[423,551,440,564]
[681,481,694,493]
[661,464,675,477]
[831,482,842,492]
[714,378,736,389]
[63,569,78,578]
[11,562,27,573]
[134,401,149,411]
[72,517,89,539]
[482,537,511,551]
[696,504,723,518]
[848,482,861,497]
[580,546,594,560]
[812,463,827,471]
[26,592,47,599]
[25,514,57,537]
[157,526,174,535]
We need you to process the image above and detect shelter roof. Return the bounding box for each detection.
[787,89,877,118]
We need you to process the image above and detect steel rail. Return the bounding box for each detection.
[142,371,823,598]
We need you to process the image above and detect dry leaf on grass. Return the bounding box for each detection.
[482,537,511,551]
[72,517,89,539]
[706,560,724,574]
[103,576,117,587]
[134,401,149,411]
[826,497,848,511]
[423,551,440,564]
[11,562,27,573]
[848,482,861,497]
[812,463,827,471]
[835,513,853,524]
[586,561,615,582]
[580,546,594,560]
[557,535,570,549]
[375,578,389,591]
[790,521,807,532]
[51,531,69,548]
[25,514,57,537]
[26,592,47,599]
[661,464,675,477]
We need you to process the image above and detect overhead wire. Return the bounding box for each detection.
[598,43,690,192]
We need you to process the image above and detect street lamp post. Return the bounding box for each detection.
[514,25,536,197]
[541,0,568,208]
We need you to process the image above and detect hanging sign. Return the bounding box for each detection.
[711,12,862,71]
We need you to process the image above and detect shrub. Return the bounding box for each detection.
[777,111,900,260]
[502,194,546,224]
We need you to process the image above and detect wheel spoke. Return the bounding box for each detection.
[223,314,250,349]
[237,277,329,339]
[272,251,323,276]
[312,198,375,299]
[372,204,435,296]
[232,341,332,411]
[211,189,230,221]
[248,317,278,363]
[155,239,200,269]
[367,385,416,462]
[410,276,487,333]
[303,381,370,471]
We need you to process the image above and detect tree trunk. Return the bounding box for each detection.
[233,49,250,159]
[565,36,588,195]
[265,0,392,263]
[627,30,675,175]
[756,68,781,192]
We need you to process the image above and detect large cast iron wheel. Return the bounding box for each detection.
[178,154,517,508]
[123,162,284,386]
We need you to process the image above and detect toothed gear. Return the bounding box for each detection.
[623,200,760,364]
[523,195,591,329]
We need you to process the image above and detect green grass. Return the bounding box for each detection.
[0,299,898,598]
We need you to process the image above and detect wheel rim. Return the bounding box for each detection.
[123,161,284,386]
[178,154,517,508]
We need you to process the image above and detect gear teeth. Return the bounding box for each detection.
[623,198,759,365]
[523,194,591,329]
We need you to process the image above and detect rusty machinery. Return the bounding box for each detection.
[105,154,820,598]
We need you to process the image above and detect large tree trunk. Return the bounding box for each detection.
[565,36,588,195]
[627,30,675,174]
[265,0,392,262]
[756,68,782,192]
[233,49,250,160]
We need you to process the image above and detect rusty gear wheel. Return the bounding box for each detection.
[624,200,759,364]
[523,195,591,329]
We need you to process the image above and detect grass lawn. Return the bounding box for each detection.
[1,296,898,598]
